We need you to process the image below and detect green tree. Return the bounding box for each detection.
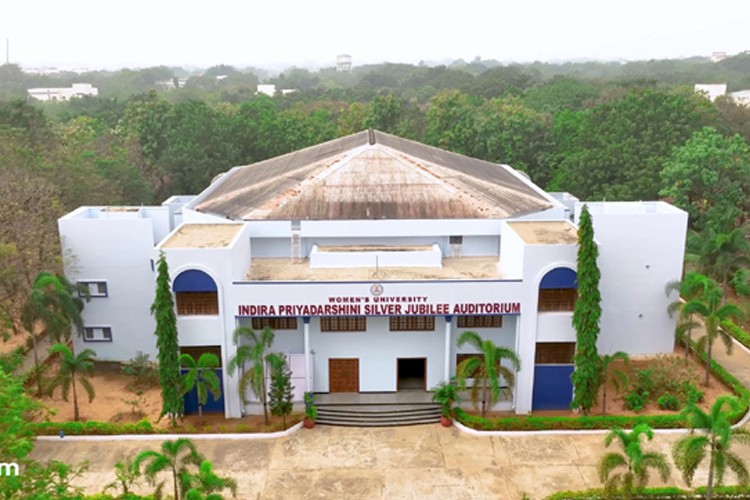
[661,127,750,231]
[227,325,275,424]
[599,351,629,414]
[135,438,204,500]
[20,272,85,395]
[680,274,742,386]
[571,204,603,415]
[0,367,38,463]
[103,455,142,498]
[423,90,480,155]
[151,253,183,426]
[598,424,670,499]
[47,343,96,422]
[179,352,221,423]
[686,218,750,301]
[267,353,294,428]
[672,396,750,500]
[455,331,521,417]
[666,273,706,359]
[181,459,238,500]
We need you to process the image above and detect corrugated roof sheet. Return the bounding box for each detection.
[194,130,553,220]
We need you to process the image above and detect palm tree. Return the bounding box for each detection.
[47,343,96,422]
[103,455,142,498]
[179,352,221,423]
[687,218,750,304]
[599,351,629,414]
[598,423,670,499]
[455,331,521,417]
[672,396,750,500]
[180,459,237,499]
[135,438,204,500]
[21,272,85,395]
[680,274,743,386]
[227,325,275,424]
[666,273,706,359]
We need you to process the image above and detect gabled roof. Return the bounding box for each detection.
[193,130,554,220]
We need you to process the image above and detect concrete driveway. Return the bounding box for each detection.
[31,424,711,500]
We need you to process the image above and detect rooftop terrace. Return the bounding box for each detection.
[245,256,502,281]
[161,224,242,249]
[507,221,578,245]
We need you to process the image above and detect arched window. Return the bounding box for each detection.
[538,268,577,312]
[173,270,218,316]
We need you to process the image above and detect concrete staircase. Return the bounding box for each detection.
[316,403,441,427]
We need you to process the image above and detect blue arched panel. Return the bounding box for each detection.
[173,270,217,293]
[539,268,577,289]
[182,368,224,414]
[532,365,574,410]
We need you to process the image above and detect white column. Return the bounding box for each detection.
[444,315,452,381]
[303,317,311,392]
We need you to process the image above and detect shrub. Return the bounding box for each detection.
[657,393,680,411]
[632,368,655,395]
[121,353,159,390]
[623,390,648,412]
[682,381,704,405]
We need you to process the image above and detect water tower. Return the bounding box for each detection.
[336,54,352,72]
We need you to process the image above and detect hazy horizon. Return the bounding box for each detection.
[2,0,748,71]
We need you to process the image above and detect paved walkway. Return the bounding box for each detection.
[29,333,750,500]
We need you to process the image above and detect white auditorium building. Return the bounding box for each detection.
[58,130,688,418]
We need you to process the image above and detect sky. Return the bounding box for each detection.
[1,0,749,70]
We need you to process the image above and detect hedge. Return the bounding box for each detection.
[30,419,156,436]
[455,332,750,432]
[545,485,750,499]
[722,319,750,352]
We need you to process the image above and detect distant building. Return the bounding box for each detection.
[256,84,297,97]
[27,83,98,102]
[711,51,729,63]
[155,78,188,90]
[336,54,352,72]
[694,83,727,102]
[731,90,750,108]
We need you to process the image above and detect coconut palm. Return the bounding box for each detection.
[687,217,750,303]
[180,459,237,500]
[599,351,629,414]
[666,272,707,359]
[47,343,96,422]
[135,438,204,500]
[680,274,743,386]
[672,396,750,500]
[179,352,221,423]
[598,424,670,499]
[21,272,85,395]
[455,331,521,417]
[227,325,275,424]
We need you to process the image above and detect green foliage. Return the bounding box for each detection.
[623,390,649,412]
[657,393,680,411]
[683,382,704,405]
[179,352,221,421]
[661,127,750,230]
[267,353,294,428]
[47,342,97,422]
[135,438,204,500]
[151,253,183,426]
[571,205,602,415]
[180,459,237,500]
[721,319,750,351]
[686,218,750,297]
[673,396,750,498]
[104,455,142,497]
[545,485,750,499]
[598,424,670,499]
[30,418,155,436]
[0,459,88,499]
[304,391,318,421]
[0,347,24,374]
[122,353,159,390]
[227,325,275,425]
[431,381,461,418]
[0,367,38,462]
[455,330,521,417]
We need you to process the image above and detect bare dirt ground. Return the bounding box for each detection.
[480,347,733,419]
[31,360,301,432]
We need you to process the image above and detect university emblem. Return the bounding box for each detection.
[370,283,384,296]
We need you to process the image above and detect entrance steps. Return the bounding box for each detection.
[316,403,441,427]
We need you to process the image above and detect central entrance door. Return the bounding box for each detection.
[397,358,426,391]
[329,358,359,393]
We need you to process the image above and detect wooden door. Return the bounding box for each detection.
[329,358,359,393]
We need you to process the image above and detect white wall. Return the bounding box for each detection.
[536,313,575,342]
[309,244,442,268]
[58,216,159,361]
